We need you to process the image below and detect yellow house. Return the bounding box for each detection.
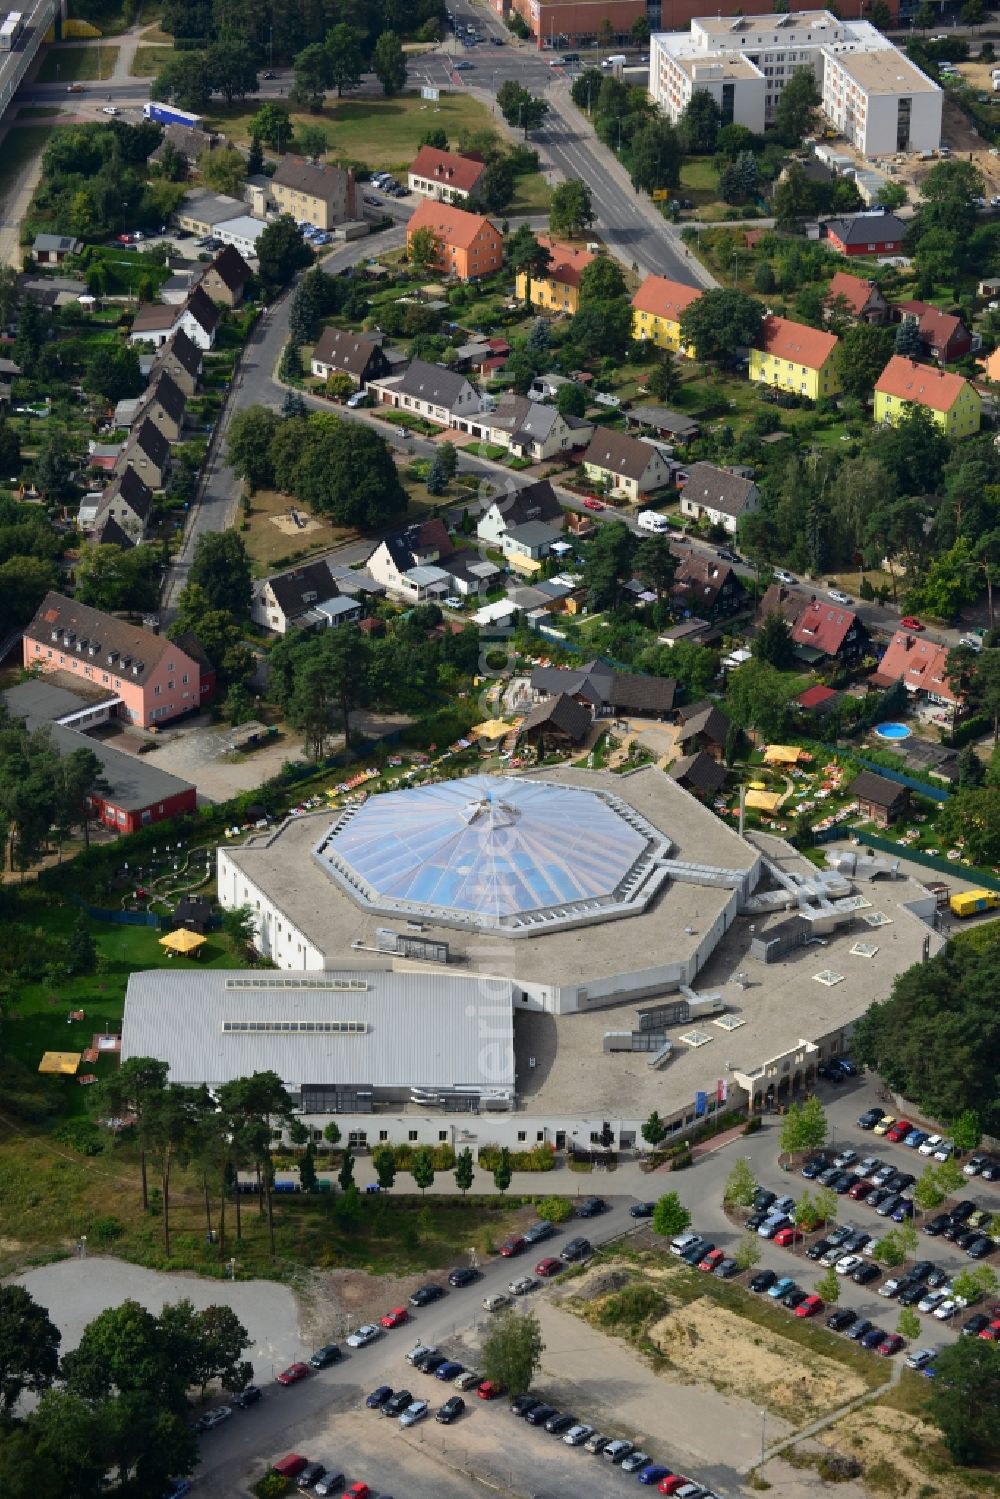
[630,274,702,355]
[515,236,594,315]
[874,356,981,439]
[749,315,842,401]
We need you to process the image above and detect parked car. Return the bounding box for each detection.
[846,1319,874,1342]
[448,1266,479,1287]
[905,1348,936,1369]
[277,1363,311,1384]
[560,1237,592,1262]
[774,1227,803,1248]
[604,1439,635,1463]
[523,1220,556,1245]
[197,1406,232,1431]
[806,1240,833,1262]
[545,1412,577,1436]
[346,1324,380,1349]
[900,616,924,631]
[381,1307,408,1328]
[509,1276,537,1295]
[399,1399,429,1427]
[878,1334,905,1357]
[631,1201,656,1217]
[852,1263,881,1287]
[858,1109,884,1131]
[499,1237,525,1258]
[366,1385,393,1408]
[849,1180,875,1201]
[382,1390,412,1417]
[827,1309,858,1332]
[885,1120,912,1143]
[437,1395,465,1424]
[577,1196,607,1217]
[767,1277,797,1300]
[861,1326,888,1349]
[476,1380,504,1399]
[435,1361,464,1381]
[563,1423,594,1445]
[535,1257,562,1277]
[796,1295,824,1318]
[233,1385,261,1408]
[409,1284,446,1307]
[313,1473,346,1497]
[749,1269,777,1292]
[918,1134,943,1157]
[483,1294,511,1314]
[699,1248,725,1272]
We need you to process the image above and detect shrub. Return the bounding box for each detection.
[817,1456,862,1483]
[535,1195,574,1222]
[87,1215,126,1246]
[51,1119,104,1156]
[384,1142,456,1171]
[479,1143,555,1172]
[597,1282,667,1330]
[671,1150,694,1170]
[252,1473,290,1499]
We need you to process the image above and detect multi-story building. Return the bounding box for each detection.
[821,46,941,156]
[270,157,356,230]
[516,236,594,316]
[514,0,885,49]
[749,315,842,401]
[631,274,702,354]
[874,356,981,439]
[407,145,486,203]
[405,200,503,282]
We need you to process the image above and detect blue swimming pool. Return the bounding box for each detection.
[875,722,911,741]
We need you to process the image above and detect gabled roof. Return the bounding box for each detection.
[582,427,661,481]
[379,517,455,575]
[849,769,909,811]
[103,465,153,519]
[203,244,251,293]
[487,478,562,529]
[826,270,883,316]
[797,684,841,712]
[631,274,702,322]
[875,356,971,414]
[406,197,499,251]
[531,235,594,288]
[156,328,202,378]
[92,514,134,549]
[825,210,906,246]
[530,658,676,714]
[131,302,176,334]
[272,154,353,203]
[789,598,861,657]
[673,552,743,609]
[183,285,220,337]
[519,691,591,744]
[126,418,170,470]
[756,314,838,370]
[757,582,808,626]
[263,561,340,621]
[681,461,756,519]
[33,234,81,254]
[894,300,969,354]
[408,145,486,196]
[676,699,731,748]
[670,750,727,796]
[311,325,384,377]
[139,370,186,424]
[873,629,961,704]
[24,592,194,685]
[391,358,473,410]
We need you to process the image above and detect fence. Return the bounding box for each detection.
[849,756,951,804]
[65,894,164,929]
[856,834,1000,892]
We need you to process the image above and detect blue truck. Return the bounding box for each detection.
[144,101,204,130]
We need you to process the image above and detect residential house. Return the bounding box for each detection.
[465,393,592,461]
[91,468,154,542]
[869,629,962,709]
[250,560,362,635]
[796,684,844,720]
[581,428,672,503]
[31,233,82,265]
[516,236,593,316]
[669,749,727,798]
[175,190,245,237]
[407,145,486,203]
[440,549,502,597]
[477,477,563,547]
[749,315,842,401]
[529,658,677,720]
[823,210,907,257]
[159,270,196,307]
[825,270,889,324]
[630,274,702,354]
[405,199,503,282]
[849,769,910,828]
[128,303,176,349]
[116,419,171,490]
[672,552,746,620]
[757,585,869,665]
[197,244,251,307]
[367,359,480,427]
[269,156,356,230]
[893,300,976,364]
[129,288,219,351]
[152,328,202,396]
[517,692,592,751]
[625,405,699,443]
[674,700,731,760]
[135,372,186,443]
[874,356,981,438]
[678,462,759,536]
[502,519,564,573]
[150,122,217,167]
[22,592,213,727]
[176,286,220,350]
[310,327,390,386]
[366,518,456,601]
[92,514,135,550]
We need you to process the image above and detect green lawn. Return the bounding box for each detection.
[510,170,551,214]
[0,126,54,197]
[205,88,500,167]
[17,106,59,118]
[35,44,119,83]
[130,44,172,78]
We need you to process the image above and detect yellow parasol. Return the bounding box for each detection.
[159,928,207,955]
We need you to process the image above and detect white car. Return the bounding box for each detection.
[101,104,119,116]
[856,1157,881,1177]
[564,1423,594,1445]
[508,1277,537,1295]
[346,1323,380,1348]
[918,1289,946,1314]
[197,1406,232,1431]
[933,1141,954,1161]
[933,1298,961,1320]
[399,1399,429,1427]
[905,1347,937,1369]
[918,1134,942,1156]
[820,1247,845,1267]
[828,589,852,605]
[774,569,797,585]
[835,1254,863,1276]
[879,1278,903,1298]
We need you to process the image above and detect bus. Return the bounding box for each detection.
[0,12,24,51]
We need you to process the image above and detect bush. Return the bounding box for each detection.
[743,1116,763,1135]
[51,1119,105,1156]
[817,1456,862,1483]
[385,1142,456,1170]
[479,1143,555,1172]
[87,1215,126,1246]
[671,1150,694,1170]
[252,1474,290,1499]
[535,1195,574,1222]
[596,1282,667,1330]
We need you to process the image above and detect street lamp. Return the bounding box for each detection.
[760,1408,766,1475]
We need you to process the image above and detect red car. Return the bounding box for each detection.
[900,616,924,631]
[848,1180,874,1201]
[699,1248,725,1272]
[659,1475,690,1494]
[885,1119,912,1143]
[582,497,606,511]
[774,1226,804,1248]
[499,1235,525,1258]
[978,1320,1000,1341]
[535,1257,563,1277]
[878,1334,904,1356]
[342,1486,369,1499]
[380,1306,408,1329]
[272,1455,309,1477]
[795,1295,824,1318]
[275,1362,310,1385]
[477,1379,504,1399]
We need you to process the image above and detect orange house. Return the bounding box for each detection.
[406,199,503,282]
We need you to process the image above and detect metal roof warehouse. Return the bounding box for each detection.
[122,969,516,1109]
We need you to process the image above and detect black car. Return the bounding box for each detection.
[510,1395,541,1418]
[577,1197,607,1218]
[925,1268,949,1289]
[887,1172,915,1193]
[560,1237,592,1262]
[448,1266,479,1287]
[383,1389,412,1417]
[525,1404,557,1427]
[981,1160,1000,1182]
[801,1156,830,1180]
[843,1230,871,1253]
[754,1189,777,1211]
[437,1395,465,1424]
[907,1261,935,1283]
[967,1236,995,1260]
[409,1284,446,1307]
[308,1345,342,1369]
[846,1319,874,1342]
[868,1187,894,1209]
[630,1201,656,1218]
[366,1385,393,1409]
[545,1412,577,1435]
[682,1240,712,1264]
[955,1230,981,1253]
[233,1385,261,1408]
[806,1239,833,1262]
[817,1064,844,1084]
[835,1059,859,1076]
[417,1353,447,1374]
[827,1308,858,1332]
[950,1201,977,1223]
[961,1313,991,1337]
[749,1269,777,1293]
[832,1172,856,1195]
[523,1221,556,1245]
[924,1214,950,1236]
[783,1288,808,1310]
[746,1211,770,1232]
[898,1283,925,1307]
[852,1263,881,1286]
[858,1108,884,1131]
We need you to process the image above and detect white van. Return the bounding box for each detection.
[670,1232,700,1256]
[603,53,627,68]
[637,510,669,533]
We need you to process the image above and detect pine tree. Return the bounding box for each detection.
[454,1147,474,1195]
[493,1146,512,1195]
[282,388,306,418]
[299,1141,318,1192]
[247,134,264,176]
[528,318,550,353]
[374,1147,396,1190]
[425,453,447,495]
[894,320,922,358]
[338,1145,355,1193]
[279,340,302,381]
[67,914,96,976]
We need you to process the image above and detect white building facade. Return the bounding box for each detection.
[821,47,942,156]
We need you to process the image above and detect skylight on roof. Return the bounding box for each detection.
[680,1029,713,1048]
[862,911,893,928]
[712,1014,744,1032]
[813,970,845,987]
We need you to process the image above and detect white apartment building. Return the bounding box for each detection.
[650,12,938,154]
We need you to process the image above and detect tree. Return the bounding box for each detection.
[454,1146,474,1195]
[928,1339,1000,1464]
[894,318,923,358]
[779,1097,827,1154]
[634,535,676,600]
[480,1309,544,1396]
[734,1232,761,1272]
[753,611,794,669]
[94,1056,168,1210]
[641,1110,667,1148]
[338,1145,355,1193]
[291,416,407,528]
[936,786,1000,868]
[555,381,587,419]
[723,1158,758,1208]
[496,79,547,137]
[873,1231,905,1267]
[774,66,821,146]
[726,658,796,741]
[629,119,682,193]
[476,156,514,213]
[815,1266,840,1304]
[256,214,312,289]
[373,31,407,97]
[0,1286,61,1418]
[252,102,292,152]
[507,225,552,306]
[583,521,636,610]
[411,1148,435,1194]
[290,42,332,111]
[679,288,764,366]
[67,913,96,975]
[579,255,627,305]
[814,1187,838,1227]
[153,52,212,112]
[835,322,895,400]
[408,225,443,273]
[205,39,257,105]
[952,1110,981,1152]
[374,1147,397,1190]
[247,134,263,176]
[549,180,594,239]
[773,162,816,230]
[493,1146,513,1195]
[678,89,721,153]
[425,452,447,496]
[198,144,245,196]
[35,427,73,504]
[646,356,681,404]
[437,441,458,480]
[652,1191,691,1239]
[877,180,907,210]
[571,67,604,112]
[914,1165,945,1212]
[296,125,328,162]
[227,405,279,492]
[84,344,143,405]
[188,530,251,618]
[419,127,448,151]
[325,24,364,97]
[322,1120,342,1149]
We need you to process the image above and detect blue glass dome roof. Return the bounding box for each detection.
[313,774,669,934]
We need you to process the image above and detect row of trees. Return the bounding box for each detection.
[0,1286,250,1498]
[159,0,443,68]
[0,708,105,871]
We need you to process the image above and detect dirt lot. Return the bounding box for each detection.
[244,488,356,574]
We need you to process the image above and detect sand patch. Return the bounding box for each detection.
[270,509,323,536]
[816,1402,997,1499]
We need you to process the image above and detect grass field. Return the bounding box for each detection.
[35,44,119,84]
[131,44,172,78]
[0,126,54,197]
[17,105,59,118]
[205,89,499,167]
